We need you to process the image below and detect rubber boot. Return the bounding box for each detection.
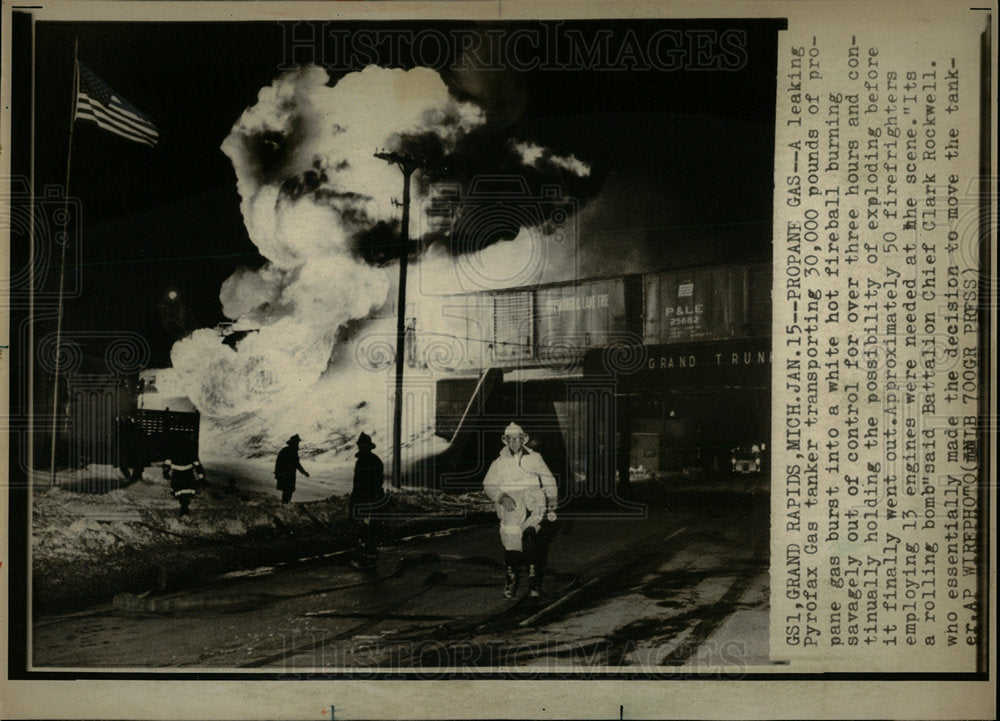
[503,566,521,598]
[528,564,541,598]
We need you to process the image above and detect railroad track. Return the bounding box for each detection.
[238,564,451,668]
[310,523,695,669]
[419,530,688,666]
[37,509,750,671]
[33,524,491,628]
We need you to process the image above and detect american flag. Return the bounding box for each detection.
[75,62,159,147]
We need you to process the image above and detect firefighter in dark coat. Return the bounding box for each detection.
[162,456,205,517]
[349,432,386,569]
[274,434,309,503]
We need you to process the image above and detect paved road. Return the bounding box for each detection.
[33,491,769,671]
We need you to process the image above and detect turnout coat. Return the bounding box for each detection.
[350,451,385,516]
[274,445,307,492]
[496,485,547,552]
[483,446,558,508]
[163,458,204,497]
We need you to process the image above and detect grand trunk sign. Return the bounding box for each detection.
[647,345,769,370]
[585,338,772,388]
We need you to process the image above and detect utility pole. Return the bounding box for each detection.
[374,150,422,489]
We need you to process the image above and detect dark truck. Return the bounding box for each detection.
[119,408,200,480]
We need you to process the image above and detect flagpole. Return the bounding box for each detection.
[49,37,78,486]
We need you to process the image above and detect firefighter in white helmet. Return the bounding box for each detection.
[483,422,558,598]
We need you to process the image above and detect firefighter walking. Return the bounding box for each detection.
[483,423,559,598]
[274,434,310,504]
[349,432,386,570]
[162,457,205,517]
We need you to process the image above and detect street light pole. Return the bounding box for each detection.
[374,150,422,489]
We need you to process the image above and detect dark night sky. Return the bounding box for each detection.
[16,18,782,367]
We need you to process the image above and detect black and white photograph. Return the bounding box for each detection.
[1,1,994,718]
[7,11,779,673]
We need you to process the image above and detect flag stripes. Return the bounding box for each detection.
[75,62,159,147]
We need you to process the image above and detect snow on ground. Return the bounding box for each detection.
[200,425,453,500]
[199,455,354,501]
[29,440,490,612]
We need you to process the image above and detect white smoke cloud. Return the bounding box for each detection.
[223,64,484,261]
[219,265,287,323]
[165,63,586,465]
[164,64,486,457]
[414,224,576,296]
[512,140,591,178]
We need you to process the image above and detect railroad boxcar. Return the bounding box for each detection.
[430,262,771,495]
[440,262,768,370]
